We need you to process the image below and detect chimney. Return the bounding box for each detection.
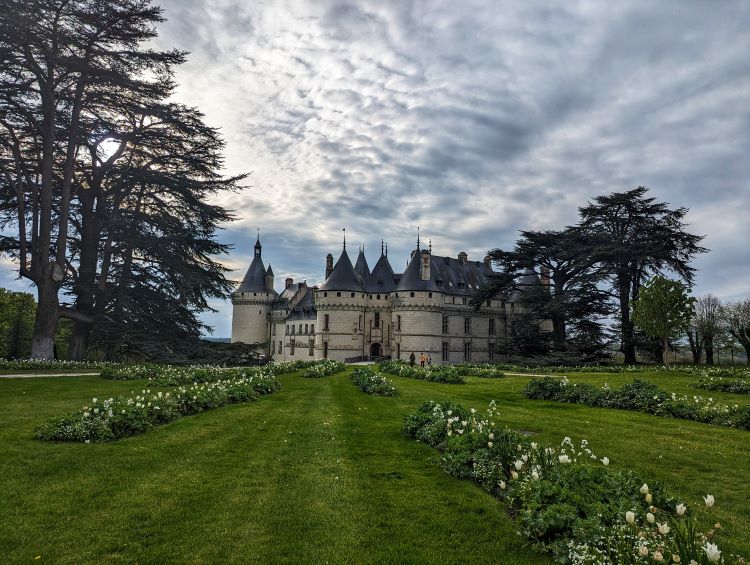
[540,266,551,287]
[420,249,430,281]
[483,255,492,268]
[458,251,468,264]
[325,253,334,279]
[285,277,293,289]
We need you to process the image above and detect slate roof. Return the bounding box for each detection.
[319,249,365,291]
[286,289,316,320]
[354,249,370,280]
[365,253,396,293]
[237,255,275,294]
[395,250,493,294]
[508,269,542,302]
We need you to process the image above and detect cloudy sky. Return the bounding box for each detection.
[3,0,750,337]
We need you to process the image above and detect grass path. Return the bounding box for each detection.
[1,368,748,562]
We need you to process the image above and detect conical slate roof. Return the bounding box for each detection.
[266,264,274,275]
[319,249,365,291]
[354,248,370,280]
[366,252,396,293]
[396,249,440,292]
[508,269,541,303]
[238,255,273,293]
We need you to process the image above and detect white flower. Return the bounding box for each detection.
[703,542,721,563]
[457,429,464,435]
[514,460,524,470]
[672,555,681,564]
[471,408,476,414]
[487,442,493,448]
[511,471,519,480]
[640,484,649,495]
[499,481,506,490]
[447,430,452,436]
[530,442,538,450]
[558,454,571,464]
[658,522,670,535]
[625,511,635,524]
[646,512,655,524]
[531,470,540,480]
[676,503,687,516]
[489,433,494,440]
[638,544,649,557]
[601,457,609,466]
[653,551,663,562]
[704,494,715,507]
[645,493,653,504]
[92,398,97,403]
[521,454,528,462]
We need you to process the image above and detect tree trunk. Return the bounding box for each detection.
[620,277,636,363]
[31,277,59,359]
[662,335,670,369]
[704,337,714,365]
[68,320,90,361]
[551,311,566,351]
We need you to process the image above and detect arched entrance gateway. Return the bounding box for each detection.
[369,342,383,358]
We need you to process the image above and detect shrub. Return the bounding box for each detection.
[35,372,281,442]
[1,358,112,372]
[692,377,750,395]
[300,360,346,378]
[379,361,466,384]
[523,377,750,431]
[350,367,397,396]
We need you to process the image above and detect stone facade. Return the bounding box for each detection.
[231,236,545,364]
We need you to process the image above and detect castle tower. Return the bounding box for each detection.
[231,233,277,346]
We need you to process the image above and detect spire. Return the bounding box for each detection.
[254,227,262,258]
[416,226,420,251]
[343,228,347,251]
[428,238,432,254]
[385,242,388,257]
[381,238,385,256]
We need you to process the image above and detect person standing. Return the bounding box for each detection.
[420,353,426,367]
[409,352,416,366]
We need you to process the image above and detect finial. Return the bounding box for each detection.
[385,242,388,256]
[343,228,346,250]
[381,238,384,255]
[417,226,420,250]
[429,238,432,254]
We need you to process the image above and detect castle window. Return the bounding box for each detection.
[259,310,261,314]
[442,315,449,334]
[442,342,449,361]
[462,297,467,305]
[324,292,328,297]
[486,299,491,307]
[324,314,330,330]
[410,292,415,298]
[323,341,329,358]
[452,297,455,304]
[290,340,295,355]
[376,294,380,300]
[272,325,276,336]
[397,315,401,331]
[254,293,257,296]
[305,323,308,334]
[358,315,362,330]
[299,324,302,334]
[337,292,341,297]
[271,341,275,354]
[309,340,314,356]
[279,340,282,352]
[285,325,289,335]
[428,292,432,298]
[291,325,295,335]
[464,317,471,334]
[489,318,496,336]
[369,295,372,299]
[311,324,314,334]
[396,343,401,359]
[351,292,355,297]
[489,341,495,360]
[395,293,398,297]
[374,312,380,328]
[464,342,472,361]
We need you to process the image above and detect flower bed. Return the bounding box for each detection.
[379,361,466,384]
[350,367,397,396]
[403,400,745,564]
[454,364,505,378]
[523,377,750,430]
[300,360,346,378]
[35,372,281,442]
[692,377,750,395]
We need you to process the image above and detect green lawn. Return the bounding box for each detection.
[1,368,748,563]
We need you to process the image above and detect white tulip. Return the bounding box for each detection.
[511,471,519,480]
[601,457,609,466]
[558,454,571,464]
[645,493,653,504]
[658,522,670,535]
[521,454,528,462]
[638,544,649,557]
[532,470,540,480]
[703,542,721,563]
[625,511,635,524]
[676,503,687,516]
[646,512,655,524]
[653,550,663,562]
[487,442,493,448]
[704,494,715,507]
[499,481,506,490]
[640,483,649,495]
[531,442,538,450]
[514,460,524,470]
